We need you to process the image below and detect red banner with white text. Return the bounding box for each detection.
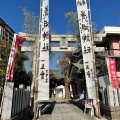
[6,34,26,82]
[109,58,119,89]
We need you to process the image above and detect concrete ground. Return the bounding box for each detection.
[34,97,107,120]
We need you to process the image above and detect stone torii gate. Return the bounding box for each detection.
[20,0,107,118]
[20,0,106,102]
[20,32,78,99]
[19,32,104,100]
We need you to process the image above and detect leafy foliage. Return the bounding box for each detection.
[0,40,32,87]
[56,11,108,98]
[57,52,73,99]
[13,49,33,87]
[65,11,107,76]
[0,40,11,85]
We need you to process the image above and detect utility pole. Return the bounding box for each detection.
[33,0,42,119]
[92,45,101,118]
[88,0,101,118]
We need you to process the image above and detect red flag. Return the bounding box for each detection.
[109,58,119,89]
[6,34,26,82]
[9,62,14,81]
[6,34,16,80]
[16,35,26,47]
[14,35,26,59]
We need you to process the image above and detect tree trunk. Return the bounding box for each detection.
[65,82,70,99]
[64,71,71,99]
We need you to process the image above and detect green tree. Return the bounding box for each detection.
[14,49,32,87]
[0,40,11,85]
[57,12,107,99]
[65,12,107,77]
[57,52,72,99]
[0,39,32,87]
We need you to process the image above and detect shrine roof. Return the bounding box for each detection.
[72,63,84,71]
[50,70,64,80]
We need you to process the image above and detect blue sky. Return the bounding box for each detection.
[0,0,120,71]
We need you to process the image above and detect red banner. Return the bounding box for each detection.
[9,62,14,81]
[6,34,26,82]
[14,35,27,59]
[109,58,119,89]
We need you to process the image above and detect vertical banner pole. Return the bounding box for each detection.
[38,0,49,101]
[76,0,101,118]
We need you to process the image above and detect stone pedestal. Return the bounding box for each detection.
[1,82,14,120]
[101,105,120,120]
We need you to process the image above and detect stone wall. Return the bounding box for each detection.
[1,82,30,120]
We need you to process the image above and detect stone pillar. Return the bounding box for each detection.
[26,86,30,107]
[107,85,114,106]
[113,89,119,106]
[17,87,21,114]
[1,82,14,120]
[101,87,105,105]
[11,88,18,118]
[14,88,18,116]
[25,89,27,109]
[19,85,25,111]
[118,88,120,105]
[104,88,108,105]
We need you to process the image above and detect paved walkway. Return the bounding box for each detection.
[35,98,107,120]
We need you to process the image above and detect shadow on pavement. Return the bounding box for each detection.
[69,99,85,112]
[42,101,56,114]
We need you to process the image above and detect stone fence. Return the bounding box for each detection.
[0,82,30,120]
[99,75,120,106]
[99,75,120,119]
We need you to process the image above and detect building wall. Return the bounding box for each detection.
[0,18,15,42]
[109,36,120,56]
[70,74,84,98]
[109,35,120,77]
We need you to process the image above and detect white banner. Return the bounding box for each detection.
[76,0,96,99]
[38,0,49,100]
